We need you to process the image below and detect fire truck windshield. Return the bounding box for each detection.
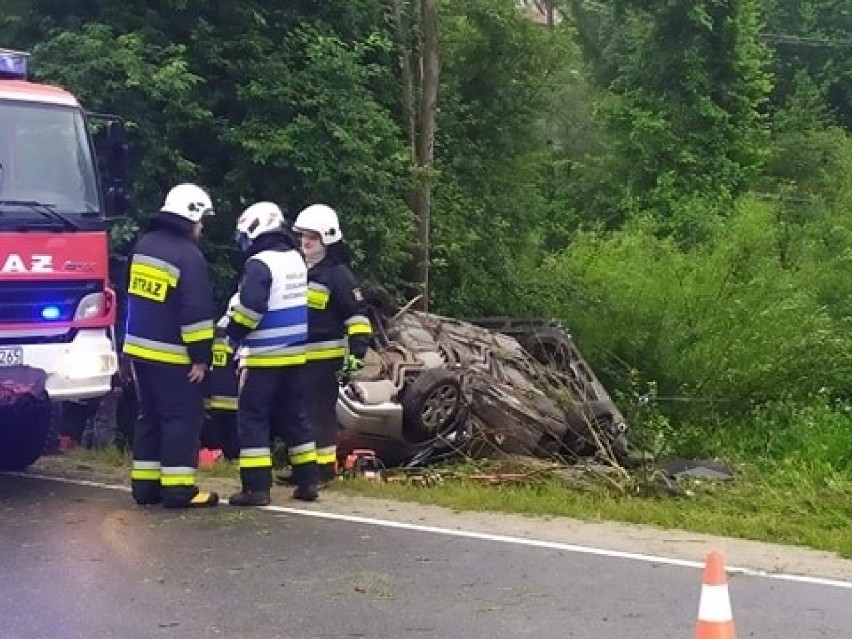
[0,100,100,222]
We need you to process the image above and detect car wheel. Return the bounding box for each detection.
[519,327,574,373]
[563,401,627,460]
[400,369,462,443]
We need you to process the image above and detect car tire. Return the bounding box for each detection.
[400,369,462,443]
[519,327,575,373]
[563,400,628,460]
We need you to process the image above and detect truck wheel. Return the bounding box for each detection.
[400,369,462,443]
[0,398,57,471]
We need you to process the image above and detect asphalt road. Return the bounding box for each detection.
[1,474,850,639]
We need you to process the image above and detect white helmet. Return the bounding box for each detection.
[235,201,285,248]
[293,204,342,245]
[160,183,214,222]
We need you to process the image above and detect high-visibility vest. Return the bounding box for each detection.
[236,250,308,368]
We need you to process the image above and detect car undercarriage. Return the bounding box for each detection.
[336,286,630,468]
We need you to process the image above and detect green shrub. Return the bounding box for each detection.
[722,399,852,470]
[532,196,852,411]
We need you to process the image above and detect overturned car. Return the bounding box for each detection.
[336,288,630,467]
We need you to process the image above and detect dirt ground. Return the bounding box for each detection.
[21,453,852,583]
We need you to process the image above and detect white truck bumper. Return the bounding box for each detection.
[17,329,118,400]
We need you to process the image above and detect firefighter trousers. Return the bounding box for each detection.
[304,358,343,481]
[201,409,239,461]
[130,361,205,506]
[238,365,318,492]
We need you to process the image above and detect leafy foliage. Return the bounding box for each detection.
[531,198,852,410]
[567,0,772,227]
[5,1,416,302]
[430,0,566,314]
[6,0,852,466]
[764,0,852,129]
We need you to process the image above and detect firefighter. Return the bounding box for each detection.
[225,201,320,506]
[289,203,372,484]
[201,294,239,461]
[123,183,219,508]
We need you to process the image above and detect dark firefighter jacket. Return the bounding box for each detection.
[123,214,216,367]
[305,257,372,361]
[225,232,308,368]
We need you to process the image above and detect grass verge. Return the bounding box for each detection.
[61,446,240,480]
[333,459,852,559]
[59,446,852,559]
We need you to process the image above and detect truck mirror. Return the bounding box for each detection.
[105,119,125,145]
[104,186,129,219]
[105,120,127,180]
[105,120,126,160]
[87,112,129,220]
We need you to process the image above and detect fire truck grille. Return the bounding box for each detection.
[0,279,102,325]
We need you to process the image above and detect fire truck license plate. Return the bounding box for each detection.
[0,347,24,367]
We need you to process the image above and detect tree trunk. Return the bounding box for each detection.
[391,0,417,159]
[531,0,556,28]
[410,0,439,311]
[394,0,439,311]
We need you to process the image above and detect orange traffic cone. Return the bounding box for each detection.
[695,551,736,639]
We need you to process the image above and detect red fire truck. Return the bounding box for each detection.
[0,48,128,469]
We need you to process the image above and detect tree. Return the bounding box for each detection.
[427,0,564,314]
[392,0,440,310]
[763,0,852,129]
[6,0,579,313]
[568,0,773,228]
[7,1,415,299]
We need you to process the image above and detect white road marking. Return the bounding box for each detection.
[10,471,852,591]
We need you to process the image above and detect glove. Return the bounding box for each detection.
[337,355,364,384]
[344,355,364,374]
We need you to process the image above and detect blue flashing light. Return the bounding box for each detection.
[0,48,29,80]
[40,305,61,321]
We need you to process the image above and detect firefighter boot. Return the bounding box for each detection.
[134,492,163,506]
[274,466,328,488]
[318,463,336,485]
[163,489,219,509]
[132,473,162,506]
[292,483,319,502]
[234,465,272,506]
[290,459,320,501]
[228,490,271,507]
